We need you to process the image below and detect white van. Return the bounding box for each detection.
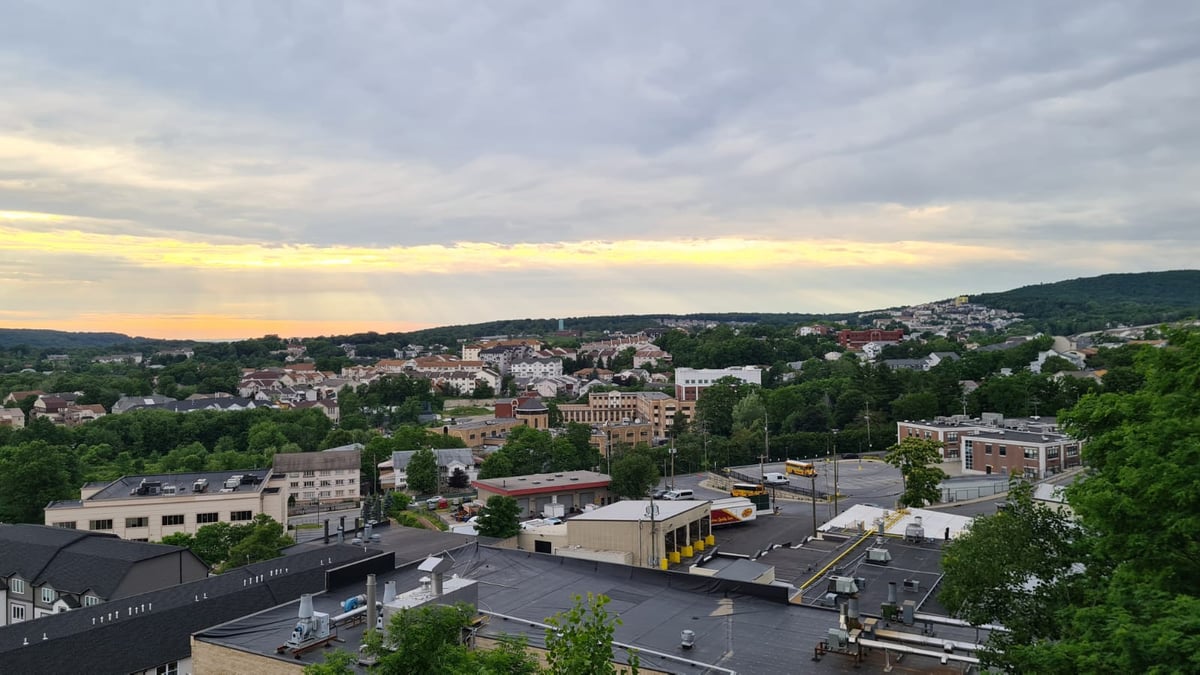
[662,489,694,500]
[762,472,789,485]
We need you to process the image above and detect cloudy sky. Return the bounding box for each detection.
[2,1,1198,339]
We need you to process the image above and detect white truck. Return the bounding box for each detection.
[709,497,758,527]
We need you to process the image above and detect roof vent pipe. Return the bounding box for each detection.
[887,582,898,605]
[383,581,396,604]
[298,594,314,620]
[366,574,377,634]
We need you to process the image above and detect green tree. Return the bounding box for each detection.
[693,376,748,436]
[940,480,1080,668]
[545,593,638,675]
[475,495,520,538]
[609,451,659,499]
[364,602,539,675]
[883,437,947,508]
[218,514,292,572]
[406,447,440,495]
[0,440,80,523]
[303,649,356,675]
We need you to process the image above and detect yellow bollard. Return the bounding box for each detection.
[682,544,694,557]
[706,534,715,545]
[694,539,705,552]
[670,551,680,564]
[660,557,668,570]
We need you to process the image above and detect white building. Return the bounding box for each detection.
[673,366,762,401]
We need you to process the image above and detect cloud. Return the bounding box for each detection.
[1,1,1198,337]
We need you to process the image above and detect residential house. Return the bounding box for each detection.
[112,394,177,414]
[836,329,904,351]
[384,448,477,491]
[2,390,43,406]
[0,408,25,429]
[509,356,563,379]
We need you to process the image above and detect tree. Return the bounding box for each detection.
[447,467,470,489]
[940,480,1080,668]
[883,437,947,508]
[363,602,540,675]
[406,447,440,495]
[303,649,356,675]
[0,440,80,523]
[475,495,520,538]
[545,593,639,675]
[609,451,659,499]
[217,514,292,572]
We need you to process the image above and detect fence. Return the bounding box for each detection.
[721,469,830,499]
[940,478,1008,503]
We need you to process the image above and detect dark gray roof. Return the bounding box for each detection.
[197,543,983,674]
[126,396,269,413]
[515,396,548,412]
[882,358,925,370]
[50,468,272,504]
[0,544,382,675]
[0,524,202,599]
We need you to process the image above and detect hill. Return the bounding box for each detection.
[972,270,1200,334]
[0,328,139,350]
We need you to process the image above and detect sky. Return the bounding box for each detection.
[2,1,1198,340]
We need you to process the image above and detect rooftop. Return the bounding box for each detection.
[48,468,273,507]
[472,470,610,497]
[570,499,705,522]
[197,542,985,674]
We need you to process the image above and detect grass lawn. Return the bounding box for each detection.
[442,405,493,416]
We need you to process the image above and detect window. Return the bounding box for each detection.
[89,519,113,531]
[10,578,25,594]
[230,510,253,521]
[156,662,179,675]
[289,481,299,488]
[52,521,76,529]
[302,470,315,478]
[303,480,315,487]
[126,517,149,528]
[998,446,1007,457]
[984,444,992,455]
[1046,446,1060,459]
[335,479,344,486]
[162,515,185,526]
[41,587,56,603]
[11,605,25,623]
[1024,448,1040,460]
[197,512,219,524]
[1066,445,1079,457]
[83,595,101,607]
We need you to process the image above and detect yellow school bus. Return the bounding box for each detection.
[785,459,817,477]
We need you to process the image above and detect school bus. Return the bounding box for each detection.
[785,459,817,478]
[729,483,770,512]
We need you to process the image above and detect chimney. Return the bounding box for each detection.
[383,581,397,604]
[366,575,377,633]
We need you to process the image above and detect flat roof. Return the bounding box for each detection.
[196,542,982,674]
[63,468,273,504]
[473,470,610,497]
[570,499,706,522]
[822,505,974,540]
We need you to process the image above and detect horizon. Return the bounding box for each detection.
[4,3,1198,340]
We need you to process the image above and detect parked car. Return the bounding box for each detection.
[649,488,669,499]
[662,489,694,500]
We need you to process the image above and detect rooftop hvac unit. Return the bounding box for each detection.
[828,576,858,595]
[904,517,925,543]
[866,547,892,565]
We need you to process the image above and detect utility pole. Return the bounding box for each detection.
[669,444,677,490]
[864,400,872,452]
[832,428,840,516]
[811,473,818,540]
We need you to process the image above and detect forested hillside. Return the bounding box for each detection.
[0,328,139,350]
[972,270,1200,333]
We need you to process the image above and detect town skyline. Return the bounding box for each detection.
[4,2,1198,340]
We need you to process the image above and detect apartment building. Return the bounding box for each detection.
[0,524,206,626]
[837,329,905,350]
[273,444,362,505]
[557,390,681,441]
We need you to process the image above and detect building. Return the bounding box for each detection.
[435,417,523,449]
[112,393,177,414]
[836,329,905,351]
[0,543,383,675]
[272,444,362,505]
[557,390,681,441]
[0,524,206,626]
[509,356,563,379]
[591,420,655,458]
[525,500,713,567]
[383,448,476,492]
[0,407,25,429]
[673,366,762,402]
[44,468,287,541]
[897,414,1082,478]
[513,394,550,430]
[473,470,612,519]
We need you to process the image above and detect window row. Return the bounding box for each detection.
[88,511,256,532]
